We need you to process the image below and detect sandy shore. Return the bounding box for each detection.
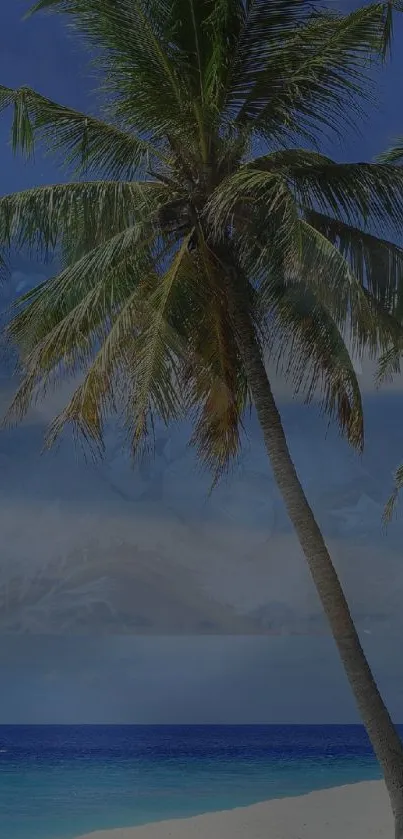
[76,780,392,839]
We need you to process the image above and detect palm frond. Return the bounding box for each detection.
[232,4,392,142]
[289,161,403,233]
[165,0,246,161]
[304,208,403,314]
[376,343,402,385]
[221,0,308,118]
[266,279,365,449]
[236,205,401,395]
[217,153,403,236]
[26,0,200,147]
[295,219,390,360]
[301,208,403,379]
[207,165,300,272]
[27,232,189,458]
[30,1,399,147]
[0,85,168,176]
[4,228,155,428]
[0,180,161,259]
[43,279,151,451]
[170,0,212,162]
[383,464,403,524]
[182,238,249,482]
[377,137,403,164]
[226,158,403,355]
[122,235,194,456]
[380,1,403,59]
[202,0,245,113]
[7,223,151,346]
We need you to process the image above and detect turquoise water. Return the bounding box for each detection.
[0,725,385,839]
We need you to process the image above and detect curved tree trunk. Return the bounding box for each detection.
[230,296,403,838]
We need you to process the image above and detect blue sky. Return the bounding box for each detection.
[2,2,403,724]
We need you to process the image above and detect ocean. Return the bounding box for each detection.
[0,724,387,839]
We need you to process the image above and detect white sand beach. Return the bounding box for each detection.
[76,780,392,839]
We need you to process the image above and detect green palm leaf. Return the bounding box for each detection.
[0,180,162,258]
[4,231,154,426]
[183,237,250,480]
[267,279,365,449]
[377,137,403,164]
[215,152,403,232]
[304,209,403,313]
[232,4,394,142]
[25,0,200,150]
[27,235,191,455]
[0,85,168,176]
[223,0,310,114]
[383,464,403,524]
[123,235,194,454]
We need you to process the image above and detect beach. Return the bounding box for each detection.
[75,780,392,839]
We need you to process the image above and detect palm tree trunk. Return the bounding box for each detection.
[230,295,403,838]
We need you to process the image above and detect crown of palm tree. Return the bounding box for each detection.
[1,0,403,481]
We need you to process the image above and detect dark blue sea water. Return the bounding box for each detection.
[0,725,390,839]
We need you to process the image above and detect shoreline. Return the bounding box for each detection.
[75,780,392,839]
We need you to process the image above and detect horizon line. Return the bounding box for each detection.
[0,722,399,727]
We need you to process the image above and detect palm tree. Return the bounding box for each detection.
[2,0,403,832]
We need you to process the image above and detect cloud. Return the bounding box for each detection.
[0,352,403,636]
[0,633,402,724]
